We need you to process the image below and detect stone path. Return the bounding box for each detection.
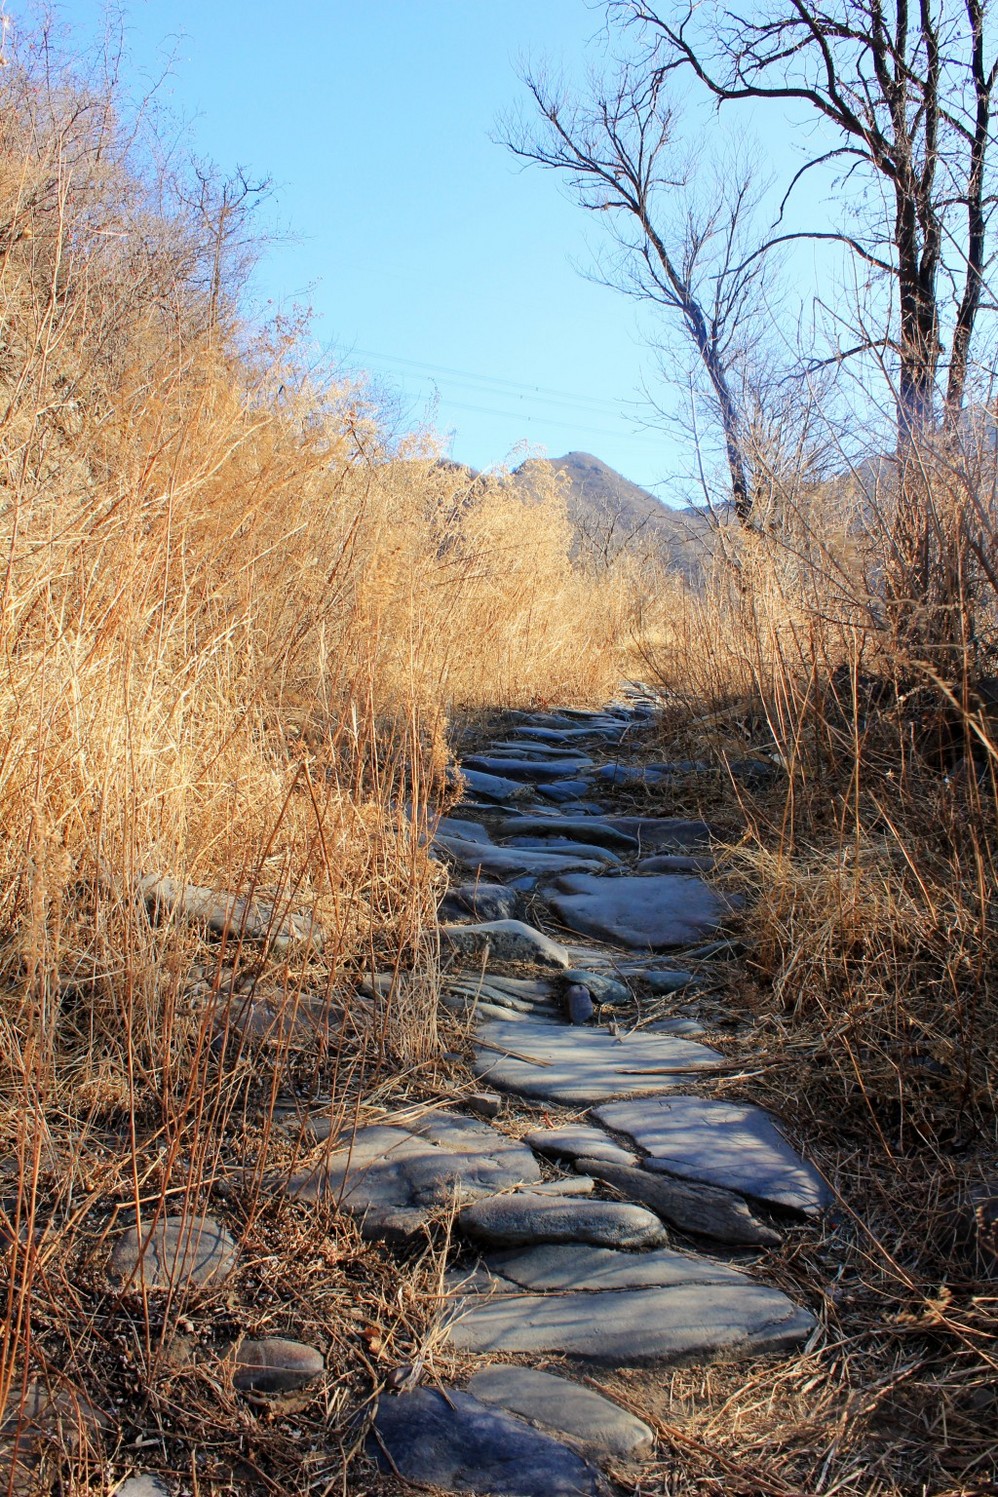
[362,689,829,1494]
[51,689,829,1497]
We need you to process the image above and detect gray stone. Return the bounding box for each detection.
[646,1016,705,1036]
[285,1110,540,1242]
[465,1090,503,1119]
[464,755,595,782]
[642,970,697,994]
[595,1096,831,1215]
[524,1125,638,1169]
[565,984,595,1024]
[540,873,735,951]
[112,1214,238,1292]
[504,837,622,866]
[537,780,596,802]
[573,1158,781,1246]
[435,816,495,843]
[497,817,638,852]
[592,764,677,787]
[467,1367,654,1461]
[456,767,530,802]
[231,1337,324,1393]
[114,1480,171,1497]
[445,1244,816,1366]
[605,817,718,851]
[458,1192,666,1249]
[2,1381,107,1493]
[561,970,630,1005]
[439,883,520,923]
[474,1017,723,1105]
[441,920,570,971]
[438,836,606,882]
[637,854,715,873]
[370,1388,602,1497]
[137,875,321,954]
[526,1176,595,1196]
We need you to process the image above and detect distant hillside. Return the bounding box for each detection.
[511,451,713,577]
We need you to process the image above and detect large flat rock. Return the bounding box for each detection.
[439,837,606,881]
[467,1367,654,1461]
[111,1214,238,1293]
[445,1244,815,1366]
[464,755,595,782]
[456,767,531,802]
[285,1111,540,1242]
[497,817,639,852]
[441,920,571,971]
[370,1388,601,1497]
[504,837,623,866]
[573,1158,780,1246]
[595,1096,831,1215]
[473,1017,723,1105]
[605,817,718,851]
[540,872,734,950]
[524,1124,638,1168]
[458,1192,667,1249]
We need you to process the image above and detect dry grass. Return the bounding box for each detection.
[640,456,998,1495]
[0,25,648,1494]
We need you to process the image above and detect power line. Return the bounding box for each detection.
[338,343,637,418]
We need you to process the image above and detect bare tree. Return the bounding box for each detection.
[619,1,998,449]
[500,64,774,520]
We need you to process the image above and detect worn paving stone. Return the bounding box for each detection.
[573,1158,780,1246]
[439,883,520,923]
[114,1479,171,1497]
[445,1244,816,1365]
[474,1017,723,1105]
[596,1096,831,1215]
[435,815,495,844]
[230,1337,324,1394]
[369,1388,602,1497]
[524,1125,638,1169]
[439,836,607,882]
[456,767,531,802]
[112,1214,238,1292]
[592,764,677,787]
[458,1192,667,1249]
[504,837,623,866]
[540,872,736,950]
[537,780,596,803]
[637,854,715,873]
[641,970,697,994]
[497,817,639,852]
[285,1110,541,1242]
[464,755,595,783]
[560,970,630,1004]
[137,875,320,954]
[604,817,718,851]
[441,919,571,971]
[467,1366,654,1461]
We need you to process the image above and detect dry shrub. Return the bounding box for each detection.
[0,24,646,1489]
[643,446,998,1494]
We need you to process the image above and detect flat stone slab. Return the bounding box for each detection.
[474,1017,723,1105]
[592,764,677,787]
[464,755,594,782]
[439,837,606,881]
[458,1193,667,1249]
[445,1244,815,1366]
[573,1158,780,1246]
[456,767,531,802]
[524,1125,638,1169]
[435,816,495,843]
[285,1110,540,1242]
[230,1337,324,1393]
[370,1388,601,1497]
[504,837,622,865]
[540,873,735,950]
[467,1367,654,1461]
[498,818,639,852]
[439,883,520,923]
[595,1097,831,1215]
[112,1214,238,1292]
[137,875,320,954]
[441,920,571,971]
[605,818,718,851]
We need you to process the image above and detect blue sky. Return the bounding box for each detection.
[43,1,843,499]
